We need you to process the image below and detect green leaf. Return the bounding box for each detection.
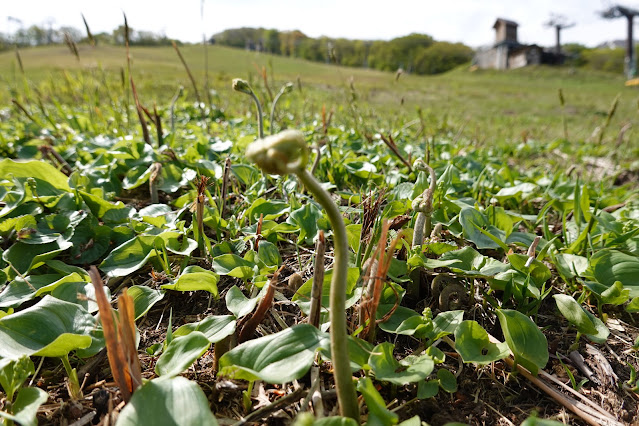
[520,416,565,426]
[627,297,639,313]
[211,254,256,279]
[173,315,236,343]
[127,285,164,320]
[417,380,439,399]
[454,320,509,365]
[99,235,159,277]
[293,268,361,317]
[584,281,629,306]
[0,296,96,358]
[3,240,73,278]
[79,190,130,222]
[589,249,639,297]
[437,368,458,393]
[155,332,211,377]
[257,241,282,270]
[0,159,70,193]
[161,266,219,296]
[356,377,398,426]
[345,224,362,253]
[0,386,48,426]
[554,254,588,280]
[218,324,329,383]
[0,355,34,401]
[225,286,259,319]
[246,198,290,221]
[369,342,434,385]
[288,203,323,245]
[507,253,551,287]
[553,294,598,335]
[496,309,548,375]
[116,377,218,426]
[459,207,506,250]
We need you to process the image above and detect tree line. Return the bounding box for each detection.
[0,23,174,51]
[211,28,474,75]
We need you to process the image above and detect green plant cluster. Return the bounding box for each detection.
[0,54,638,425]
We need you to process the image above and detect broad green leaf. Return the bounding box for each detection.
[116,376,218,426]
[496,309,548,375]
[51,281,109,313]
[437,368,458,393]
[225,286,259,319]
[0,274,65,309]
[369,342,434,385]
[246,198,290,221]
[0,159,70,193]
[494,182,537,199]
[211,254,256,279]
[288,203,323,245]
[0,355,34,401]
[356,377,398,426]
[459,207,506,250]
[173,315,236,343]
[0,296,96,358]
[257,241,282,270]
[218,324,329,383]
[161,266,219,296]
[128,285,164,320]
[3,240,73,278]
[627,297,639,313]
[317,335,374,372]
[454,320,509,364]
[155,332,211,377]
[99,235,159,277]
[553,294,598,335]
[0,386,48,426]
[345,224,362,253]
[507,253,551,287]
[293,268,361,315]
[554,254,588,280]
[417,380,439,399]
[520,416,565,426]
[79,190,130,221]
[584,281,629,306]
[589,249,639,297]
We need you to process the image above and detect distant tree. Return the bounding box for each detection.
[264,29,281,54]
[562,43,588,66]
[413,42,473,74]
[298,37,324,62]
[279,30,307,57]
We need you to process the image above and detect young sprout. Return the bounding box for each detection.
[270,82,294,134]
[412,159,436,247]
[245,129,359,421]
[232,78,264,139]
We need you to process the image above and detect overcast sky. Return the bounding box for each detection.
[2,0,636,48]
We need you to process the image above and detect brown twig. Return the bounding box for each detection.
[380,133,413,173]
[237,266,285,343]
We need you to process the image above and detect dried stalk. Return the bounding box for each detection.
[308,231,325,328]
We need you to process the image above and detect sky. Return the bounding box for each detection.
[2,0,637,48]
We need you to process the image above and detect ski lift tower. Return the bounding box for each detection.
[544,14,575,55]
[601,5,639,78]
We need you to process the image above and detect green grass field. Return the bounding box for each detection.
[0,44,635,145]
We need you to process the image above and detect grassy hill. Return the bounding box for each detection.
[0,44,635,143]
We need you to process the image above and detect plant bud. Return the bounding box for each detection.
[232,78,252,95]
[246,129,308,175]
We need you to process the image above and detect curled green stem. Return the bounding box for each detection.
[233,78,264,139]
[270,82,294,135]
[245,130,359,421]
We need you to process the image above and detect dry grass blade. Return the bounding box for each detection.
[81,14,95,47]
[360,221,403,341]
[64,32,80,61]
[89,266,141,402]
[380,133,413,173]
